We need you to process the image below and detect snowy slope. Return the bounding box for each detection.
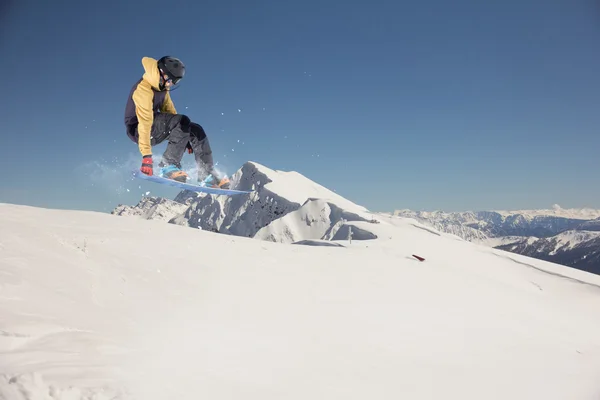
[2,203,600,400]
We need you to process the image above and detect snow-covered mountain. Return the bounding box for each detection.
[254,199,378,243]
[112,197,188,222]
[393,208,595,238]
[495,231,600,275]
[113,161,380,243]
[3,201,600,399]
[393,207,600,275]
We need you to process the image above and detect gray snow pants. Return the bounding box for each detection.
[133,113,214,177]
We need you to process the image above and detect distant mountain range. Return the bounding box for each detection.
[393,206,600,275]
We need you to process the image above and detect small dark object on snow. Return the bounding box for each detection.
[412,254,425,262]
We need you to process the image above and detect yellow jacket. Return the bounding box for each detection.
[129,57,177,156]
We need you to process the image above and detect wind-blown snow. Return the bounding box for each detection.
[2,203,600,399]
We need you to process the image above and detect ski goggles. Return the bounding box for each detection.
[166,75,182,85]
[161,71,182,85]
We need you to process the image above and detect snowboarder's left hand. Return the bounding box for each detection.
[186,142,193,154]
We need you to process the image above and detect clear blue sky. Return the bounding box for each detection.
[1,0,599,213]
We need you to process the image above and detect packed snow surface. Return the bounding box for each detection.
[1,203,600,400]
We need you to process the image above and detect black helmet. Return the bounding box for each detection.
[157,56,185,84]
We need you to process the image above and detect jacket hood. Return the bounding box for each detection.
[141,57,162,90]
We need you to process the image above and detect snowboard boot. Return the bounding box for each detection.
[199,173,231,189]
[159,164,189,183]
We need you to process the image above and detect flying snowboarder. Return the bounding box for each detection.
[124,55,230,189]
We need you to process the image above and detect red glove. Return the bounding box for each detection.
[186,142,193,154]
[141,155,153,175]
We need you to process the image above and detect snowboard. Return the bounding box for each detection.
[132,170,253,195]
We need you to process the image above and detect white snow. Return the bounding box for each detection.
[1,202,600,399]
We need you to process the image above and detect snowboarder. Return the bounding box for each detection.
[124,56,230,189]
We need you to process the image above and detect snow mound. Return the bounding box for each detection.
[327,222,379,241]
